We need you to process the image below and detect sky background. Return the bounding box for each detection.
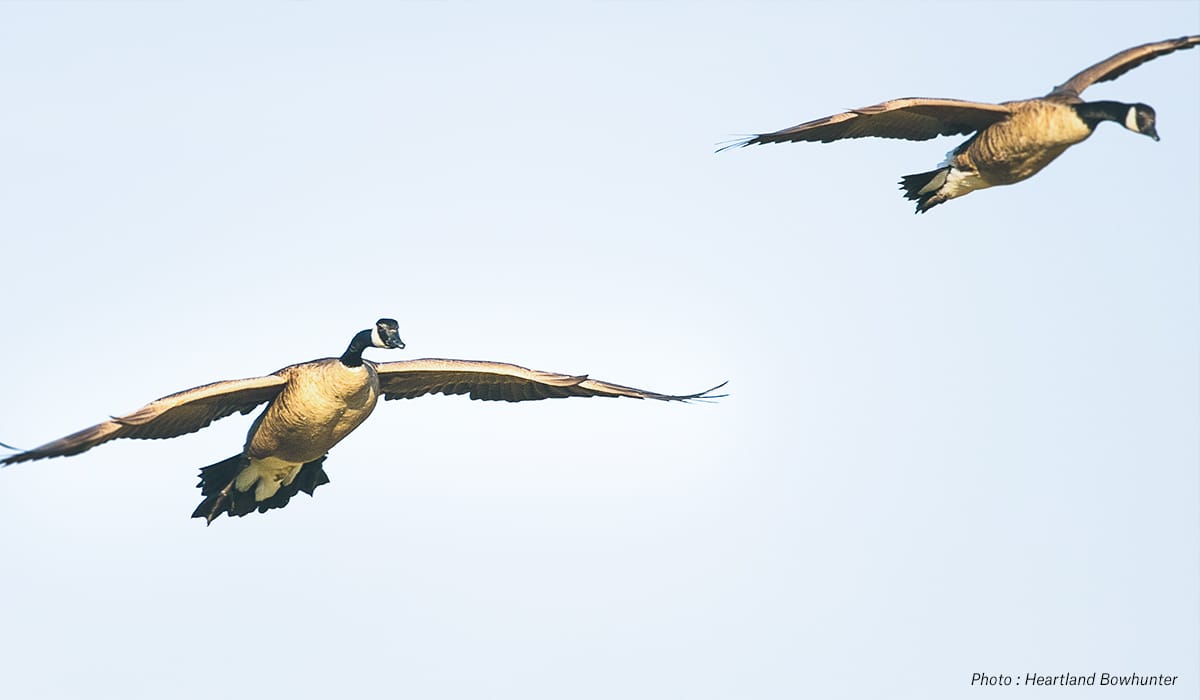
[0,2,1197,698]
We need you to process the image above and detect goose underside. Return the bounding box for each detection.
[899,167,953,213]
[191,454,330,525]
[898,163,997,213]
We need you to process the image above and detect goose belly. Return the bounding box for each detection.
[965,102,1091,186]
[246,363,381,464]
[936,167,992,199]
[235,455,307,501]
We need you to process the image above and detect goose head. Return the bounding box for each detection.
[371,318,405,350]
[1124,103,1159,141]
[341,318,405,367]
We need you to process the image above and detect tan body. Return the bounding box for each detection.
[954,100,1093,186]
[237,360,381,500]
[924,100,1098,204]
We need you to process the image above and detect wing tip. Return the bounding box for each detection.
[0,451,42,467]
[1,439,36,466]
[716,135,759,153]
[676,380,730,403]
[0,440,22,465]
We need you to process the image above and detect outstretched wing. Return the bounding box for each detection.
[1048,35,1200,99]
[720,98,1012,149]
[0,374,288,465]
[374,358,726,403]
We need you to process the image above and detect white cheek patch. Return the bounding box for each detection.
[371,326,384,347]
[1124,106,1139,132]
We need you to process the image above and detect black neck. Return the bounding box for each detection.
[340,329,373,367]
[1073,101,1130,129]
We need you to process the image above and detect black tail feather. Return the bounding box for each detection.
[898,167,950,214]
[191,454,331,525]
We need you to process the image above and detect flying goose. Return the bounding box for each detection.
[722,35,1200,212]
[1,319,725,524]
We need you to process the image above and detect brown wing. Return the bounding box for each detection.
[374,358,726,403]
[1049,35,1200,99]
[0,374,288,465]
[721,98,1013,149]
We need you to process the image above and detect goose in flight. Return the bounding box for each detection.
[721,35,1200,212]
[1,319,725,524]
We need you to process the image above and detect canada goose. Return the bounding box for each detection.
[722,35,1200,212]
[1,319,725,524]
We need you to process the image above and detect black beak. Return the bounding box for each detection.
[390,336,405,350]
[1146,126,1160,142]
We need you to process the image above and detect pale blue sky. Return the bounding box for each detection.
[1,3,1197,699]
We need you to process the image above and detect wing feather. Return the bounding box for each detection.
[721,98,1012,149]
[1049,35,1200,99]
[374,358,726,403]
[1,374,287,465]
